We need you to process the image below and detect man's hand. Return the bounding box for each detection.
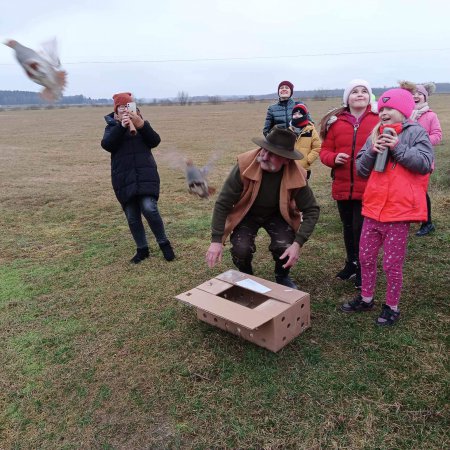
[279,242,301,269]
[128,111,145,129]
[205,242,223,268]
[334,153,350,165]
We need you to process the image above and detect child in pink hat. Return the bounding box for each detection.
[410,83,442,236]
[340,88,434,326]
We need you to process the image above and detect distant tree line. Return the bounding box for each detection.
[0,90,112,106]
[1,83,449,106]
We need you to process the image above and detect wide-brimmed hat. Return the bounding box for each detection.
[252,126,303,160]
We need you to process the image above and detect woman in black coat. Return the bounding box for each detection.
[101,92,174,263]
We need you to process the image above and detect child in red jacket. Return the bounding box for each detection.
[319,79,378,289]
[340,88,434,326]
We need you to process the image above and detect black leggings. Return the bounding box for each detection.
[424,192,432,224]
[336,200,364,263]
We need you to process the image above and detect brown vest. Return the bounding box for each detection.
[223,148,307,243]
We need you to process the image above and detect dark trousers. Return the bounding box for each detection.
[123,196,168,249]
[336,200,364,263]
[230,213,295,277]
[424,192,432,224]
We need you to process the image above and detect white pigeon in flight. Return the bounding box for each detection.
[5,38,67,102]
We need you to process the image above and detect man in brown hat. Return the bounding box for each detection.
[205,126,320,288]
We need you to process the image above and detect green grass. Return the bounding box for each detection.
[0,102,449,449]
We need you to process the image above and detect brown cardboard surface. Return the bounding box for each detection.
[196,278,233,295]
[176,288,288,329]
[175,270,311,352]
[196,293,310,352]
[216,270,301,304]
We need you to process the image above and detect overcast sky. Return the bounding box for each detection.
[1,0,449,99]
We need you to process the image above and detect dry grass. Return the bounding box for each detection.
[0,97,449,449]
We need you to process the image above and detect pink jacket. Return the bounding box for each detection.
[417,110,442,146]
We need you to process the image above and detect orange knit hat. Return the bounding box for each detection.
[112,92,133,112]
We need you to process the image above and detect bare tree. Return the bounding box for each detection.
[208,95,222,105]
[177,91,189,106]
[313,88,329,101]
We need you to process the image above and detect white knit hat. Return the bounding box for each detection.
[342,79,372,107]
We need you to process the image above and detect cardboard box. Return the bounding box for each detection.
[175,269,310,352]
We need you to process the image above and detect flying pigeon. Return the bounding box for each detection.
[155,148,220,199]
[185,159,216,199]
[5,38,67,102]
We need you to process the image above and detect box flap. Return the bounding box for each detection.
[196,278,233,295]
[175,288,291,330]
[216,270,307,304]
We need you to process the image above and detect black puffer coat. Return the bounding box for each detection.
[263,98,297,136]
[101,113,161,205]
[263,99,313,136]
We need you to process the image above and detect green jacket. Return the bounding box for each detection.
[211,149,320,246]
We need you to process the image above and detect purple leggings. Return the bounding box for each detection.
[359,218,410,308]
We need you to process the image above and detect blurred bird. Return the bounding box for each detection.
[157,148,220,199]
[185,159,216,199]
[5,38,67,102]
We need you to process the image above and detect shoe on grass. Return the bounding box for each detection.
[130,246,149,264]
[275,275,298,289]
[336,261,357,280]
[415,223,435,237]
[375,304,400,326]
[159,241,175,261]
[340,294,374,313]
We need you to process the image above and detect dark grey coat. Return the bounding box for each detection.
[356,121,434,178]
[101,113,161,205]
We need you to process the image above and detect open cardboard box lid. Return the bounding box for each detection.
[175,270,300,330]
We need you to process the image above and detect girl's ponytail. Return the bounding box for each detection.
[319,106,346,140]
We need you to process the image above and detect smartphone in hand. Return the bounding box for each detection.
[126,102,137,114]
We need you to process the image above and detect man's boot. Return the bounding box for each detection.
[130,246,150,264]
[274,259,298,289]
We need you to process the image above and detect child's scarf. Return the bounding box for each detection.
[410,103,430,121]
[380,122,403,135]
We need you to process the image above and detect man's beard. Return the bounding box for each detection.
[256,154,276,172]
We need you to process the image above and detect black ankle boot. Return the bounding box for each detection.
[336,260,357,280]
[130,246,149,264]
[159,241,175,261]
[274,260,298,289]
[275,274,298,289]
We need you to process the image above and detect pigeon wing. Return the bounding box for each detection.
[39,38,61,68]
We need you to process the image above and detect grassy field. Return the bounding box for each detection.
[0,97,449,449]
